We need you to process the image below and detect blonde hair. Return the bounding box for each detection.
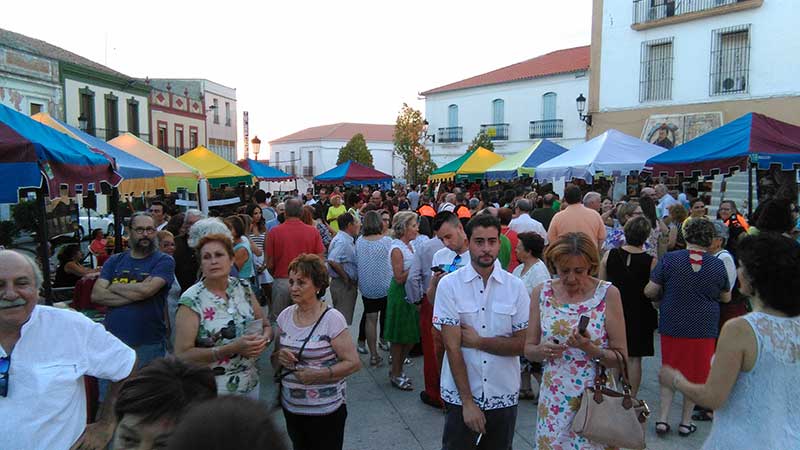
[544,232,600,276]
[392,211,418,239]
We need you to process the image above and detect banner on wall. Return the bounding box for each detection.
[641,112,723,150]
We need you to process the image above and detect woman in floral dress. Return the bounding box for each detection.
[524,232,628,449]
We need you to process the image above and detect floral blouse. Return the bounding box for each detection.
[179,277,259,395]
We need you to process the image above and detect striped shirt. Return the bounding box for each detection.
[277,305,348,415]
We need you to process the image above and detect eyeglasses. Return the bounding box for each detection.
[132,227,157,235]
[0,356,9,397]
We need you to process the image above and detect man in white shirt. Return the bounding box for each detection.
[438,193,456,213]
[149,200,168,231]
[327,213,360,324]
[508,199,548,243]
[0,250,136,450]
[407,184,421,211]
[655,183,680,218]
[433,214,530,449]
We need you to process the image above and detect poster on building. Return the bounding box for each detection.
[642,112,724,149]
[683,112,723,142]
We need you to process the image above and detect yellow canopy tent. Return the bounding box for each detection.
[108,133,200,193]
[429,147,505,182]
[178,146,254,188]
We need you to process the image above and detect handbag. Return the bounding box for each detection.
[571,349,650,449]
[273,307,331,406]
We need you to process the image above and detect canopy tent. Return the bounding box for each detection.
[485,140,568,181]
[645,113,800,177]
[534,129,667,183]
[108,133,200,193]
[0,103,121,203]
[237,158,295,181]
[31,113,167,195]
[178,146,254,188]
[429,147,505,182]
[314,160,393,189]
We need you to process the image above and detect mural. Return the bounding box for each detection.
[642,112,723,149]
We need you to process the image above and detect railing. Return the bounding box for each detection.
[283,165,296,176]
[529,119,564,139]
[633,0,751,25]
[303,166,314,177]
[437,127,463,143]
[480,123,510,141]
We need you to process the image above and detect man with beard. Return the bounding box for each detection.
[433,214,530,450]
[92,212,175,369]
[0,250,135,450]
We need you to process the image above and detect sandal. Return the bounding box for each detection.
[678,423,697,437]
[655,422,671,436]
[692,410,714,421]
[370,355,383,367]
[390,375,413,391]
[519,389,536,400]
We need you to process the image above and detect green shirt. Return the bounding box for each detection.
[327,204,347,232]
[498,234,511,270]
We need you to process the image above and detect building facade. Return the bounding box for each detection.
[146,80,206,158]
[156,79,238,162]
[269,123,400,192]
[0,37,63,118]
[588,0,800,142]
[420,46,590,168]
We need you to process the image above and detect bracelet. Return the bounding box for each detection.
[212,347,220,361]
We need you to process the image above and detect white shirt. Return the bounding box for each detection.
[508,214,549,244]
[657,194,680,218]
[327,231,357,279]
[0,306,135,450]
[156,221,167,231]
[433,260,530,410]
[438,202,455,213]
[512,260,551,295]
[431,247,469,275]
[714,249,737,293]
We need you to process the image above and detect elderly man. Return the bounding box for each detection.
[582,191,602,212]
[266,202,286,231]
[508,199,548,243]
[0,250,136,450]
[174,209,205,294]
[92,212,175,367]
[439,193,457,213]
[654,183,680,218]
[327,213,360,324]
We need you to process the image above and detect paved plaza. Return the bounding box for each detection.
[259,295,710,450]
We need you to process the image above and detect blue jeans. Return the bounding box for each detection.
[98,341,166,401]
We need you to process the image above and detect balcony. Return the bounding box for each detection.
[480,123,510,141]
[302,166,314,177]
[437,127,463,144]
[283,165,297,176]
[632,0,761,30]
[529,120,564,139]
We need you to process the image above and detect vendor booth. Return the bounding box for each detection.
[108,133,200,193]
[314,160,393,189]
[485,140,568,181]
[238,158,295,181]
[429,147,505,182]
[178,146,254,188]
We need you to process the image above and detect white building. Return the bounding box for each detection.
[420,46,590,167]
[588,0,800,140]
[269,123,400,192]
[153,79,238,162]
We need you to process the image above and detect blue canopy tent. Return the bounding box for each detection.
[314,160,393,189]
[645,113,800,215]
[485,139,568,181]
[237,158,295,181]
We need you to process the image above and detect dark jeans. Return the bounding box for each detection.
[442,403,517,450]
[283,404,347,450]
[357,296,386,342]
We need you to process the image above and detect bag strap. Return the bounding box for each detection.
[277,306,331,381]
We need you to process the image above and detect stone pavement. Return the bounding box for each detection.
[258,296,711,450]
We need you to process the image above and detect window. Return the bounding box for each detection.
[189,128,198,150]
[639,37,674,102]
[29,103,42,115]
[448,104,458,128]
[157,123,168,152]
[710,25,750,95]
[127,98,139,136]
[79,87,95,136]
[175,126,184,155]
[213,98,219,124]
[491,99,504,124]
[542,93,557,121]
[275,152,280,167]
[105,93,119,140]
[225,102,231,126]
[289,151,296,175]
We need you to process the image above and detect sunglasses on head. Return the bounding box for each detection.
[0,356,9,398]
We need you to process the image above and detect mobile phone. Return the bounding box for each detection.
[578,315,590,336]
[431,266,445,273]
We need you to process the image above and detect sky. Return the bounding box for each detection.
[2,0,591,159]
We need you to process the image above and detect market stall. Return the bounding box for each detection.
[238,158,295,181]
[314,160,393,189]
[429,147,505,182]
[108,133,200,193]
[178,145,254,188]
[534,129,667,183]
[485,139,568,181]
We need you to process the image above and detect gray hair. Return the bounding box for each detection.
[392,211,418,239]
[285,198,303,218]
[0,250,43,292]
[184,209,205,224]
[712,219,729,246]
[515,199,532,212]
[129,211,154,228]
[188,218,233,248]
[582,192,601,206]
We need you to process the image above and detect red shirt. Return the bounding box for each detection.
[266,218,325,278]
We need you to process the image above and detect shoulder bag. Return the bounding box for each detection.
[571,349,650,449]
[273,307,331,405]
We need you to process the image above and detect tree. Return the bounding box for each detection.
[336,133,373,167]
[393,103,437,186]
[466,131,494,153]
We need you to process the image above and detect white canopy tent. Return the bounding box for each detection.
[534,129,668,183]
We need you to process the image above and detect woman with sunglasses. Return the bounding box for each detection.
[174,233,272,398]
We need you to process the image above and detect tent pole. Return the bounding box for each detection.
[112,187,122,254]
[36,181,52,304]
[747,162,753,219]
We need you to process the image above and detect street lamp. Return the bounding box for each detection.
[576,93,592,126]
[78,114,88,132]
[251,136,261,160]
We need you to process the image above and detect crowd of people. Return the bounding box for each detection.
[0,179,798,450]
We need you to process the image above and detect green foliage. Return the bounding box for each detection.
[393,103,437,185]
[466,131,494,153]
[12,200,38,232]
[337,133,373,167]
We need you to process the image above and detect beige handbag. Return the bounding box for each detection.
[571,349,650,449]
